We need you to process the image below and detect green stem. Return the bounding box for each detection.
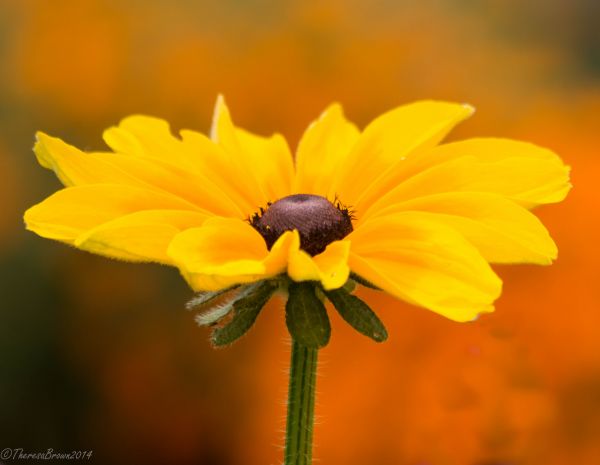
[284,339,319,465]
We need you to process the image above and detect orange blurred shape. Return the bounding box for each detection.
[0,140,22,252]
[9,0,125,118]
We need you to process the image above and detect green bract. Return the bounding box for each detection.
[188,275,388,347]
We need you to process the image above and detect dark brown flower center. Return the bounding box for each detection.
[250,194,353,256]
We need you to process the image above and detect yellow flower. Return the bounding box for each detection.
[25,96,570,322]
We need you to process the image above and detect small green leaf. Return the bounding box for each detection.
[286,282,331,348]
[325,287,388,342]
[186,285,239,310]
[194,284,258,326]
[342,279,356,294]
[211,281,277,346]
[195,299,237,327]
[349,272,381,290]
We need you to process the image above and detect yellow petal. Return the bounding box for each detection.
[368,193,557,264]
[104,114,233,202]
[35,132,245,217]
[288,240,351,290]
[167,217,299,291]
[293,103,360,197]
[179,128,260,215]
[74,210,208,264]
[35,132,143,187]
[363,155,571,217]
[360,137,570,214]
[103,114,256,216]
[210,95,294,207]
[330,101,474,209]
[103,114,187,164]
[24,184,197,243]
[430,137,564,162]
[235,128,295,202]
[426,138,571,207]
[348,212,502,322]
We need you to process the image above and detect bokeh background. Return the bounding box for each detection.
[1,0,599,464]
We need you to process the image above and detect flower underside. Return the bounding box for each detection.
[189,277,387,348]
[250,194,353,256]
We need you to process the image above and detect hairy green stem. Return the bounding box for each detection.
[284,340,318,465]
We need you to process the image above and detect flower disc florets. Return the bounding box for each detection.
[250,194,353,256]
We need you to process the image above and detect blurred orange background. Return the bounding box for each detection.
[1,1,599,464]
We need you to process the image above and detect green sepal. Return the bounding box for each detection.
[286,282,331,348]
[194,285,253,326]
[195,302,235,327]
[211,281,277,347]
[186,285,239,310]
[342,278,356,294]
[325,287,388,342]
[349,272,381,290]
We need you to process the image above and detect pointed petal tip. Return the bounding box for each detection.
[458,304,495,323]
[213,94,228,114]
[117,114,171,130]
[31,133,56,169]
[414,100,475,116]
[320,102,344,118]
[22,204,60,240]
[211,94,230,141]
[34,130,48,143]
[540,244,559,265]
[462,103,476,115]
[33,131,55,149]
[22,206,33,228]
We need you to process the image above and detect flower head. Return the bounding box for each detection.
[25,95,570,344]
